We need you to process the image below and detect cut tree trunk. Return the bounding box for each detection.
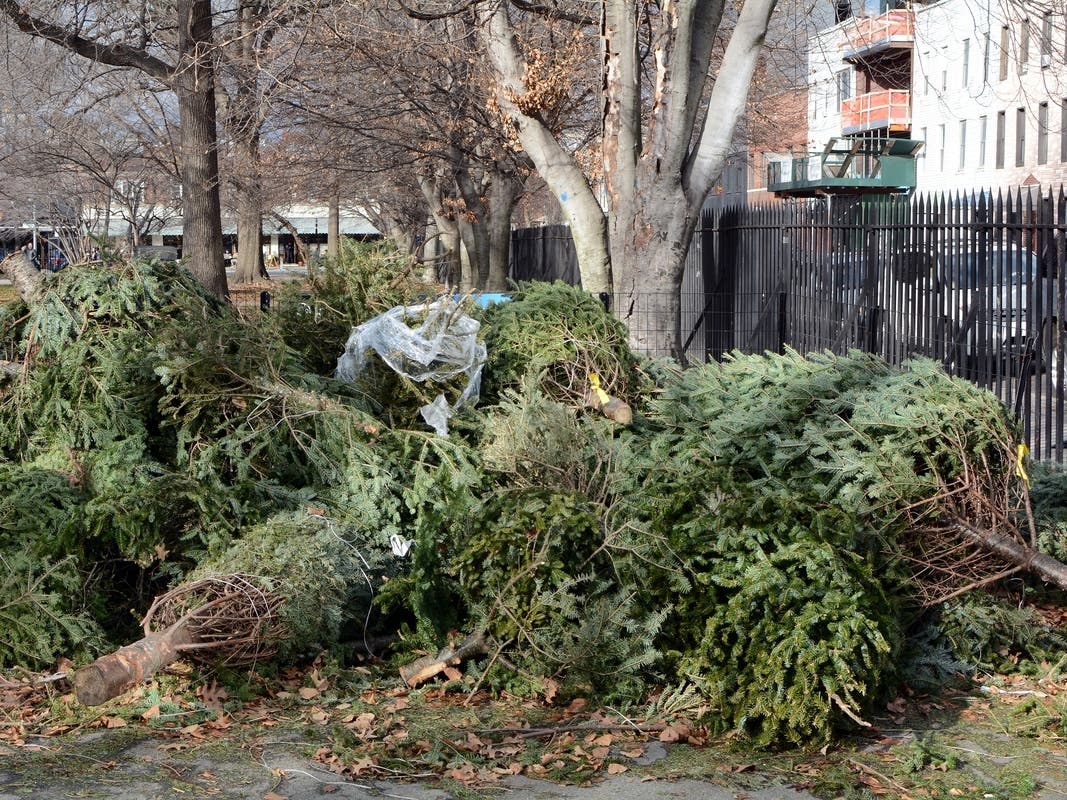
[0,252,44,301]
[72,626,193,705]
[399,633,488,687]
[953,520,1067,590]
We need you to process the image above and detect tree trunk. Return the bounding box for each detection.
[175,0,228,298]
[72,626,193,706]
[485,176,522,292]
[482,5,611,295]
[954,521,1067,590]
[232,136,265,284]
[0,252,44,301]
[268,211,310,266]
[328,190,340,260]
[418,171,461,286]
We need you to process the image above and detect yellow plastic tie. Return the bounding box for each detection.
[588,372,611,405]
[1015,443,1030,486]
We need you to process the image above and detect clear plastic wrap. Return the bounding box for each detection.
[335,298,486,436]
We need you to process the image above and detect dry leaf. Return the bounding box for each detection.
[607,763,628,774]
[103,716,127,729]
[448,762,478,782]
[349,757,377,775]
[543,679,559,703]
[141,705,161,721]
[297,687,320,700]
[658,725,680,743]
[565,697,588,714]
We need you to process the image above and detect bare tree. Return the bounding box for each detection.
[0,0,228,296]
[476,0,778,356]
[280,3,530,291]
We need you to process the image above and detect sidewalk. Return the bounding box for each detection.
[0,728,820,800]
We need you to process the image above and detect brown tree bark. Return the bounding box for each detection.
[0,0,230,299]
[953,521,1067,590]
[0,252,45,301]
[175,0,228,297]
[72,627,193,706]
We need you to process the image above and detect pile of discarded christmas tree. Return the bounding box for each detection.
[1,248,1065,747]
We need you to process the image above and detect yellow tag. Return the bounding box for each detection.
[588,372,611,405]
[1015,443,1030,486]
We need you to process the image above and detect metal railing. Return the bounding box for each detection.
[509,186,1067,461]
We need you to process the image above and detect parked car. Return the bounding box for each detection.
[943,246,1060,378]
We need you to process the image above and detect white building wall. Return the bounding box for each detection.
[807,22,852,151]
[807,0,1067,193]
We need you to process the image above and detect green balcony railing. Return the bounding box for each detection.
[767,139,921,196]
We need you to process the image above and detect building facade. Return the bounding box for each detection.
[787,0,1067,196]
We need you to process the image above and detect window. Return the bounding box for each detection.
[923,50,931,94]
[836,69,852,107]
[983,32,991,84]
[1038,102,1049,164]
[1020,19,1030,69]
[939,124,946,171]
[1016,106,1026,167]
[1062,100,1067,162]
[920,126,928,159]
[959,120,968,170]
[941,46,948,91]
[962,39,970,86]
[979,115,988,166]
[1000,25,1009,80]
[996,111,1006,168]
[1041,12,1053,65]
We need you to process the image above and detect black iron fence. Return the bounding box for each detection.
[509,187,1067,461]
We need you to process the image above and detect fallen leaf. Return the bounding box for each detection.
[297,687,320,700]
[658,725,680,743]
[197,680,229,710]
[565,697,588,714]
[542,679,559,704]
[448,762,478,782]
[141,705,161,721]
[349,757,377,775]
[606,763,628,775]
[103,716,127,729]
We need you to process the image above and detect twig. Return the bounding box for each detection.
[475,721,667,740]
[847,758,909,793]
[0,671,69,689]
[829,692,871,728]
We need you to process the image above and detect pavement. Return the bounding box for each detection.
[0,729,820,800]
